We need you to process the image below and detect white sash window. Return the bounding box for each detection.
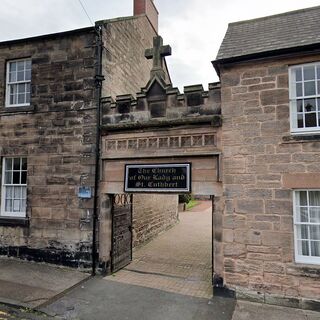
[6,59,31,107]
[1,158,27,218]
[294,190,320,264]
[289,63,320,133]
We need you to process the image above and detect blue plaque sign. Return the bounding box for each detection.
[78,186,92,199]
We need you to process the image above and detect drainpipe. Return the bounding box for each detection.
[92,24,104,276]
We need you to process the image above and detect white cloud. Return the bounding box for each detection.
[0,0,319,91]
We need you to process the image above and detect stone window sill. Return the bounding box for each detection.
[282,134,320,144]
[0,217,29,227]
[0,105,35,115]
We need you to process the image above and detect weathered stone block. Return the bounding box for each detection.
[236,200,264,214]
[260,89,289,105]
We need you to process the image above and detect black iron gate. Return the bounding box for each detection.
[111,193,133,273]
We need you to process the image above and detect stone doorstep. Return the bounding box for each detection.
[235,288,320,312]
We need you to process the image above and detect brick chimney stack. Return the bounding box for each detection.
[134,0,158,33]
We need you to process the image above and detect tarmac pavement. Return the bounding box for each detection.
[41,276,236,320]
[0,258,318,319]
[0,258,90,308]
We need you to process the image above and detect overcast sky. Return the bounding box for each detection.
[0,0,319,91]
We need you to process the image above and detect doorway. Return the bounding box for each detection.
[108,194,213,299]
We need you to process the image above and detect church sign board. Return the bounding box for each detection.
[124,163,191,193]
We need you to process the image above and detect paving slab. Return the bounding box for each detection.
[0,258,90,308]
[232,300,320,320]
[42,276,236,320]
[106,201,213,299]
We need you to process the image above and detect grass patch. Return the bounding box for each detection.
[186,199,198,210]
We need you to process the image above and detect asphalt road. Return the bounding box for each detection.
[41,277,236,320]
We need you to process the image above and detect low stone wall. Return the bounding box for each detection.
[132,194,178,247]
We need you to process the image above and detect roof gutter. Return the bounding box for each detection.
[212,42,320,77]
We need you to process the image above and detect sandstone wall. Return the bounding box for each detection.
[0,29,97,267]
[219,53,320,306]
[132,194,178,247]
[100,15,158,99]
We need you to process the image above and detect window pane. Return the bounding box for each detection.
[10,94,15,105]
[311,241,320,257]
[310,208,320,223]
[14,187,21,199]
[305,113,317,127]
[25,70,31,81]
[21,158,27,170]
[297,207,309,222]
[304,99,316,112]
[304,66,315,80]
[21,199,26,212]
[5,158,12,170]
[21,171,27,184]
[5,172,12,184]
[297,114,304,128]
[17,61,24,71]
[297,100,303,112]
[25,60,31,70]
[26,83,30,93]
[18,93,25,104]
[9,62,17,72]
[13,171,20,184]
[26,93,30,104]
[298,240,309,256]
[298,225,309,239]
[9,72,17,82]
[13,199,20,212]
[6,187,13,199]
[5,199,12,212]
[17,83,25,94]
[310,226,320,240]
[317,66,320,79]
[17,71,24,81]
[309,191,320,206]
[304,81,316,96]
[21,187,27,199]
[13,158,20,170]
[299,191,308,205]
[296,68,302,81]
[296,83,302,97]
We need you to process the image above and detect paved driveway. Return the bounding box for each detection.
[106,201,213,298]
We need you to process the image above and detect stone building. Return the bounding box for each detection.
[0,0,163,268]
[213,6,320,309]
[98,5,320,310]
[0,0,319,310]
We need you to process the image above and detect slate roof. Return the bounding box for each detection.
[216,6,320,61]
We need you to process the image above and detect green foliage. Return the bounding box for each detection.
[186,199,198,210]
[179,194,192,203]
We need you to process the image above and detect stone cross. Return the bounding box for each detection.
[145,36,171,78]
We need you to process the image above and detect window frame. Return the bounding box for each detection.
[1,157,27,218]
[293,190,320,265]
[289,62,320,134]
[5,58,31,108]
